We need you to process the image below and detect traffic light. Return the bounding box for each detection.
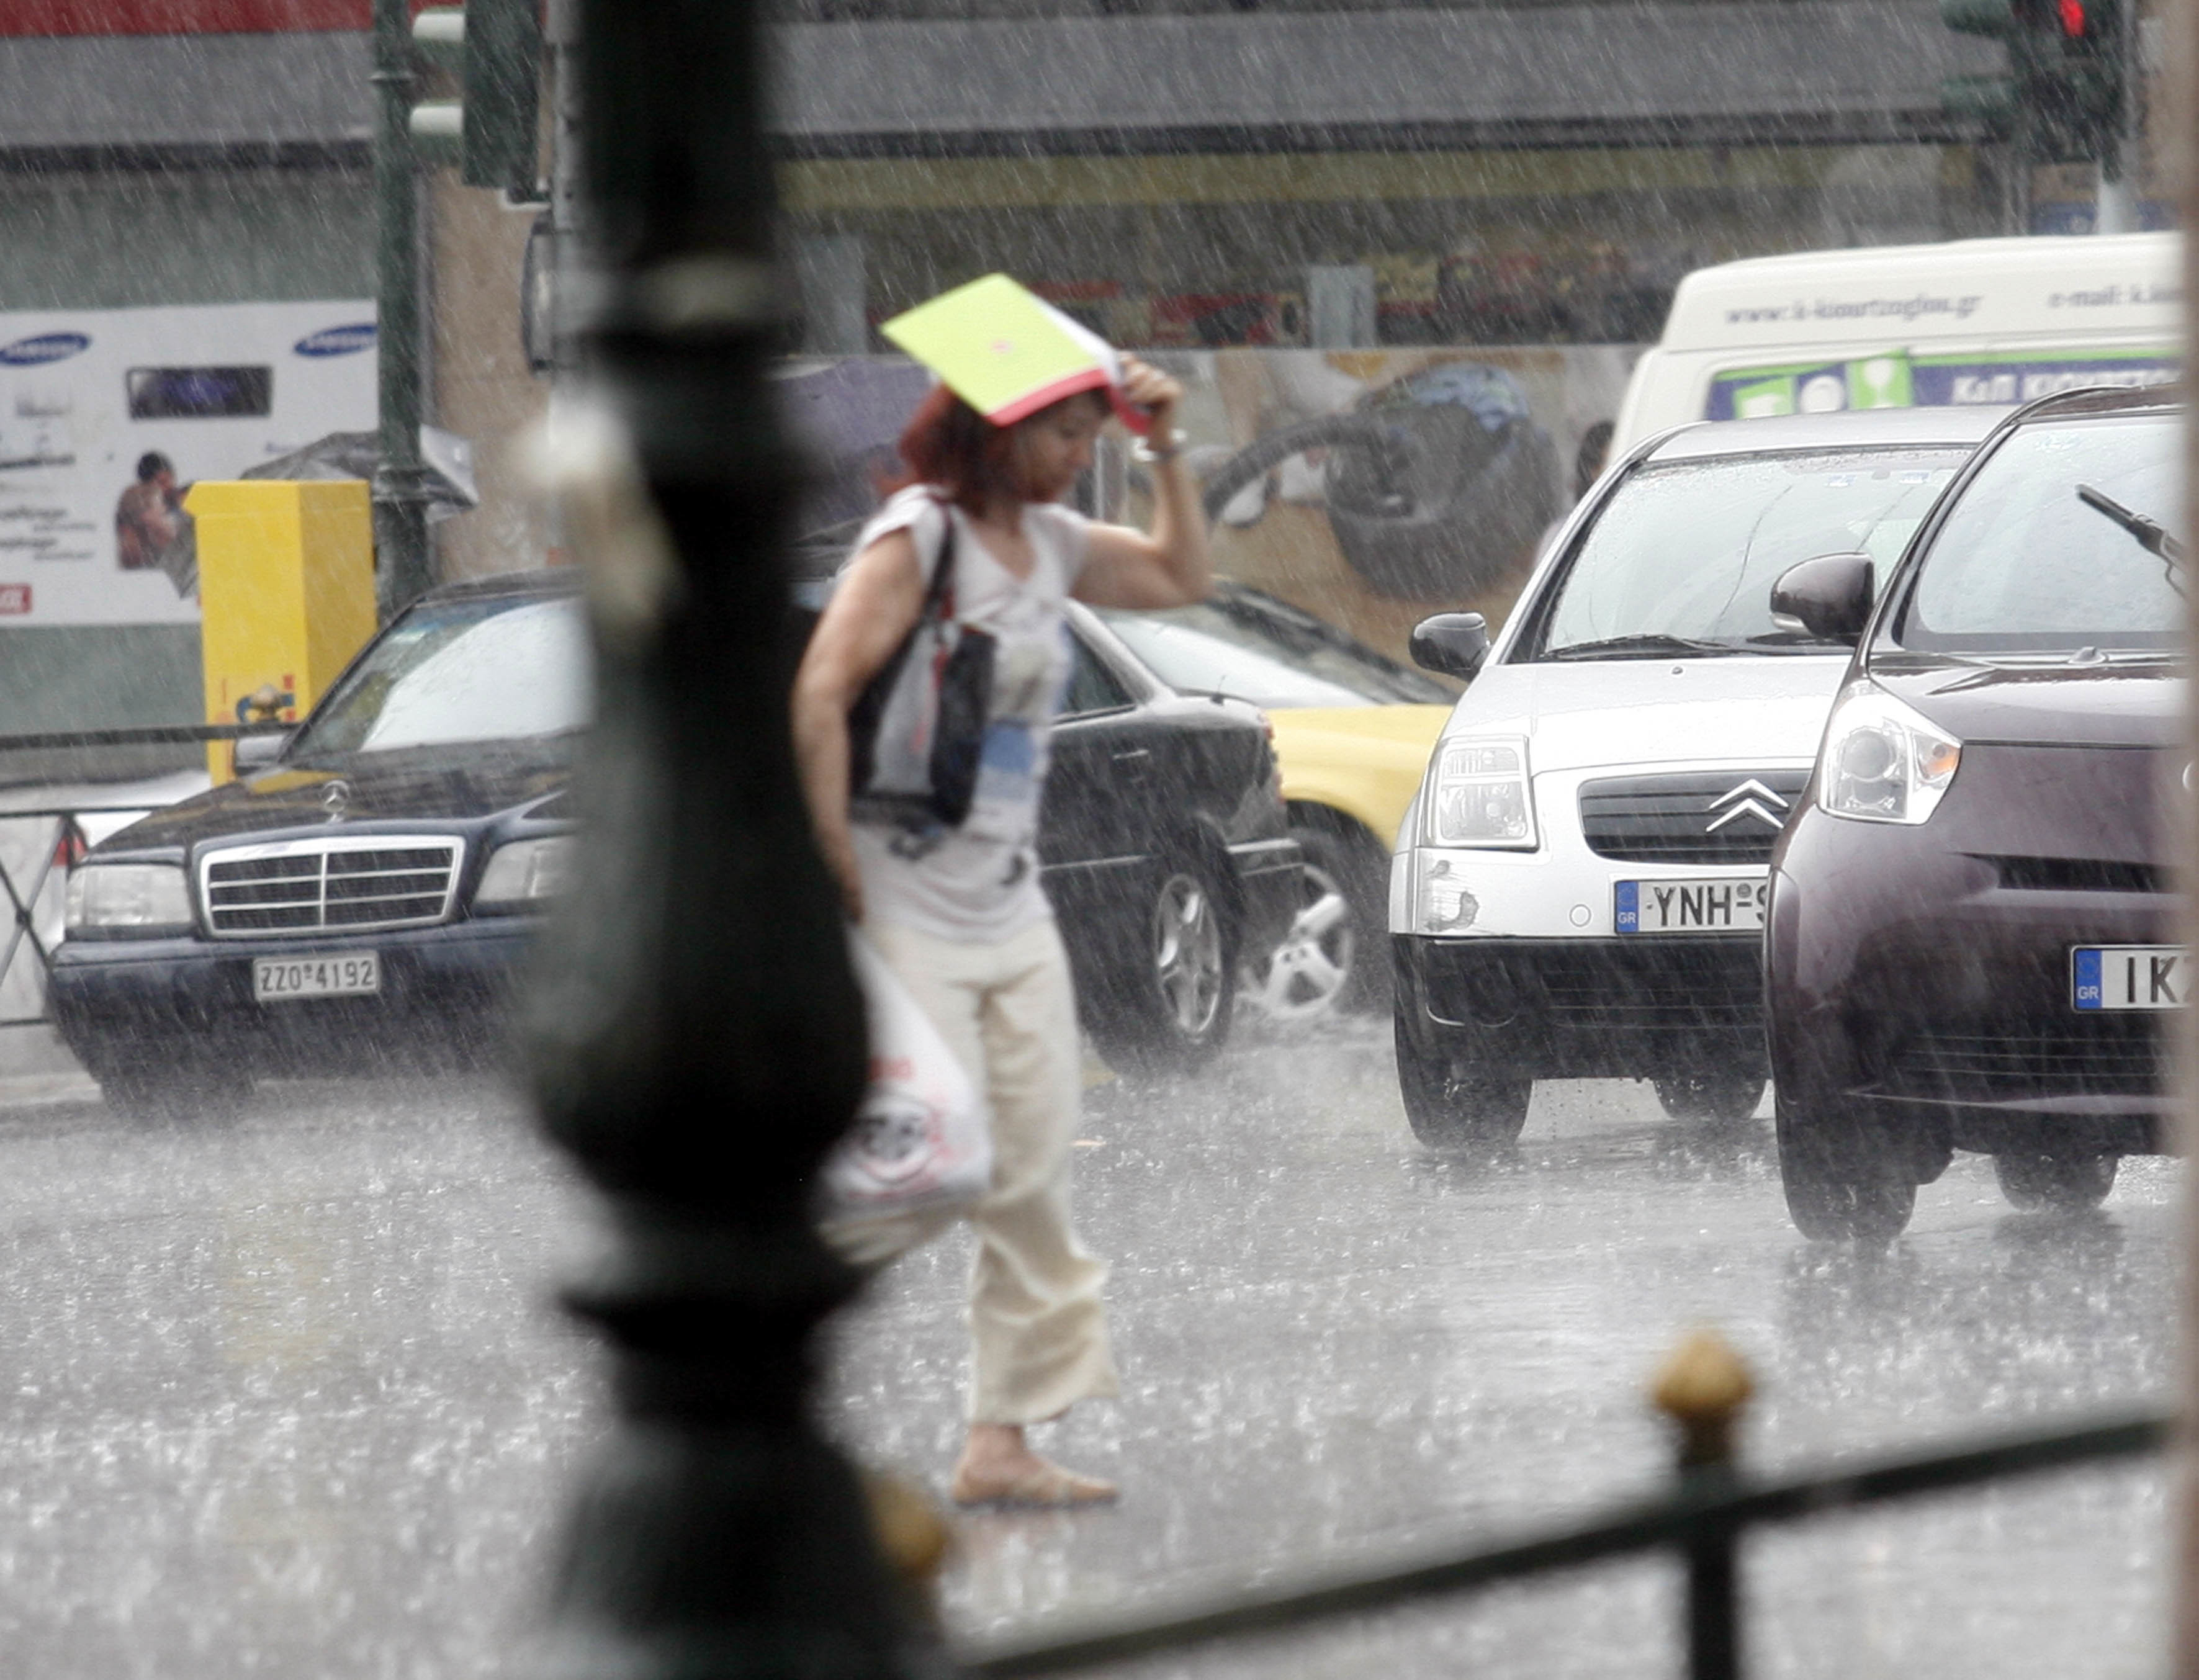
[1941,0,2021,131]
[1941,0,2124,163]
[409,0,543,195]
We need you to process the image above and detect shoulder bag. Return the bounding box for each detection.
[846,505,997,830]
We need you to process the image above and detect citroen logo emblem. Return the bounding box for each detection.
[1705,778,1789,833]
[321,779,351,819]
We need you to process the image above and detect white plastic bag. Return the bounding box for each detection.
[817,930,992,1226]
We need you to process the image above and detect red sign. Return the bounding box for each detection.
[0,584,30,616]
[2,1,379,37]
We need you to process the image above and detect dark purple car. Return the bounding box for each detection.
[1763,387,2183,1241]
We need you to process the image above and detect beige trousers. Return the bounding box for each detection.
[827,916,1119,1426]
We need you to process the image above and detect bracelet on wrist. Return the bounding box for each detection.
[1131,428,1188,465]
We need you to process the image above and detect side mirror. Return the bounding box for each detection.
[1769,552,1875,645]
[1410,612,1491,681]
[232,730,290,778]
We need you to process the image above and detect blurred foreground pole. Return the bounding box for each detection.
[523,2,908,1674]
[371,0,434,617]
[2181,0,2199,1663]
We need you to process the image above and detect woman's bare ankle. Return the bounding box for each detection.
[959,1423,1029,1470]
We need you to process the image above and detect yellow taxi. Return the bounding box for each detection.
[1097,583,1452,1015]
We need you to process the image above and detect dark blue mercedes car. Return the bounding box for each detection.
[52,568,1297,1115]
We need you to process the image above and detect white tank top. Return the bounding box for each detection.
[845,485,1091,945]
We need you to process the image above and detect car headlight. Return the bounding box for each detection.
[475,836,573,909]
[65,863,191,933]
[1820,681,1963,825]
[1426,735,1537,849]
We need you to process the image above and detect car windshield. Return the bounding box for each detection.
[1536,446,1969,659]
[1099,597,1447,707]
[1898,413,2183,655]
[289,593,593,762]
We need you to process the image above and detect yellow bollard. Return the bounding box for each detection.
[185,480,377,784]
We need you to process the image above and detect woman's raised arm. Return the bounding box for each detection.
[1074,358,1212,612]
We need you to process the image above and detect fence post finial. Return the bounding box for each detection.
[1653,1327,1754,1471]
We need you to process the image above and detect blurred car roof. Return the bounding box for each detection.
[1642,403,2013,464]
[418,566,584,604]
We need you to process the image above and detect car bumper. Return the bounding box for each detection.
[1394,932,1766,1080]
[49,917,539,1076]
[1228,836,1303,956]
[1766,811,2177,1156]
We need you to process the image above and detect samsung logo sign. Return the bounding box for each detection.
[0,332,90,367]
[294,323,377,358]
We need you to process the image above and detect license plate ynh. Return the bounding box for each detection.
[1616,878,1768,935]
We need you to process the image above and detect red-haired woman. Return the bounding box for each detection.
[794,358,1207,1506]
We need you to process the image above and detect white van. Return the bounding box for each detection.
[1612,232,2178,453]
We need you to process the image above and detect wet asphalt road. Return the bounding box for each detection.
[0,1012,2177,1678]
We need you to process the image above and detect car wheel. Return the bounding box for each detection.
[91,1053,253,1123]
[1090,853,1235,1074]
[1243,854,1352,1021]
[1994,1149,2118,1212]
[1394,1015,1531,1151]
[1653,1071,1766,1123]
[1302,820,1390,1012]
[1774,1092,1916,1242]
[1244,820,1388,1020]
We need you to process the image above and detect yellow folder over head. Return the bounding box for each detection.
[881,273,1148,433]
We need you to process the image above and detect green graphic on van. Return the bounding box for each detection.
[1706,348,2176,421]
[1848,354,1912,408]
[1722,373,1791,417]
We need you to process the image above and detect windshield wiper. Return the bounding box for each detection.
[1741,627,1851,649]
[2078,483,2185,598]
[1544,633,1745,662]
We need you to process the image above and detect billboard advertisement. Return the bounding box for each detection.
[780,346,1637,663]
[0,300,376,629]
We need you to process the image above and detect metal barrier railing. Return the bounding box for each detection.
[0,806,156,1030]
[961,1334,2172,1680]
[0,723,284,1031]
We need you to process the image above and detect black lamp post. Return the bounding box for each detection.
[369,0,436,618]
[521,2,911,1673]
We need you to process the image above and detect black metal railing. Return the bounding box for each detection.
[960,1334,2172,1680]
[0,724,286,1031]
[0,806,151,1030]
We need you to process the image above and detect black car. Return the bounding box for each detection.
[52,569,1298,1114]
[1095,581,1454,1017]
[1041,602,1301,1069]
[1763,388,2183,1242]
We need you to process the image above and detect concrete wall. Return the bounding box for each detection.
[0,156,557,753]
[0,167,371,310]
[0,164,371,754]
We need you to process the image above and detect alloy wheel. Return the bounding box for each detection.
[1246,861,1354,1021]
[1153,872,1225,1040]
